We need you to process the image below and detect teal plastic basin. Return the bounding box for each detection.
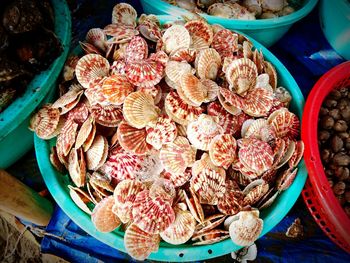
[140,0,318,47]
[319,0,350,60]
[35,16,306,262]
[0,0,71,169]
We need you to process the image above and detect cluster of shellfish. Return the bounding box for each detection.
[30,3,304,261]
[165,0,299,20]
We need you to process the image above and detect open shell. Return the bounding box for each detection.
[225,58,257,95]
[111,3,137,26]
[160,168,192,188]
[179,73,208,106]
[165,61,194,87]
[209,134,237,169]
[67,101,89,125]
[195,48,221,80]
[117,121,153,155]
[29,105,61,140]
[242,179,270,206]
[91,196,121,232]
[86,28,107,52]
[124,223,160,261]
[162,24,191,54]
[52,87,84,115]
[160,206,196,245]
[113,179,146,224]
[183,188,205,224]
[187,114,224,151]
[123,91,159,129]
[218,87,244,115]
[165,91,203,125]
[90,104,123,127]
[169,47,197,63]
[288,140,304,168]
[160,136,196,175]
[132,190,175,234]
[75,54,110,89]
[146,116,177,150]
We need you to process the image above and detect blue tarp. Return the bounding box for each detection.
[16,0,350,262]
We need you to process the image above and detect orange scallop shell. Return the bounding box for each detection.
[91,196,121,232]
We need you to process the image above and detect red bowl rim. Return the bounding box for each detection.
[302,61,350,244]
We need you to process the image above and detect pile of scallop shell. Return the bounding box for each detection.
[165,0,299,20]
[30,3,304,261]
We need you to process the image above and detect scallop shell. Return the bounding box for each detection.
[243,118,276,142]
[56,119,79,157]
[99,74,134,105]
[123,91,159,129]
[149,178,176,203]
[209,134,237,169]
[185,20,213,49]
[160,207,196,245]
[160,136,196,175]
[160,168,192,188]
[238,138,274,175]
[218,87,244,115]
[137,19,162,42]
[231,160,259,180]
[52,88,84,115]
[162,24,191,54]
[165,61,194,86]
[90,104,123,127]
[225,58,258,95]
[164,91,203,125]
[207,102,245,136]
[124,223,160,261]
[192,229,230,245]
[146,116,177,150]
[117,121,153,155]
[149,51,169,68]
[84,77,105,105]
[183,188,205,224]
[267,108,300,140]
[79,41,102,55]
[243,179,269,206]
[132,190,175,234]
[252,49,265,74]
[264,61,277,90]
[195,48,221,80]
[137,85,162,105]
[29,105,61,140]
[243,40,253,59]
[211,29,238,59]
[243,87,274,117]
[288,140,304,168]
[75,54,110,89]
[125,59,164,88]
[68,147,86,188]
[50,146,65,173]
[92,196,121,232]
[103,24,139,43]
[228,210,263,246]
[86,135,108,170]
[63,55,79,82]
[208,2,233,18]
[200,79,220,102]
[124,36,148,63]
[256,188,279,210]
[68,185,92,214]
[111,59,126,75]
[111,3,137,26]
[169,47,197,63]
[75,117,95,149]
[190,156,226,205]
[187,114,224,151]
[113,179,146,224]
[178,73,207,106]
[86,28,107,52]
[276,168,298,191]
[217,180,243,215]
[194,214,226,235]
[100,147,140,182]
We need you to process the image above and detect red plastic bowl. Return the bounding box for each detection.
[302,61,350,253]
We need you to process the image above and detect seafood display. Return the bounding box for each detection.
[164,0,303,20]
[0,0,62,112]
[30,3,304,260]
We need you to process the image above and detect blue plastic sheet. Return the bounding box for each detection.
[25,1,350,262]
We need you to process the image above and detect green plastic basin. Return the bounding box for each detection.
[319,0,350,60]
[35,16,306,262]
[0,0,71,168]
[140,0,318,47]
